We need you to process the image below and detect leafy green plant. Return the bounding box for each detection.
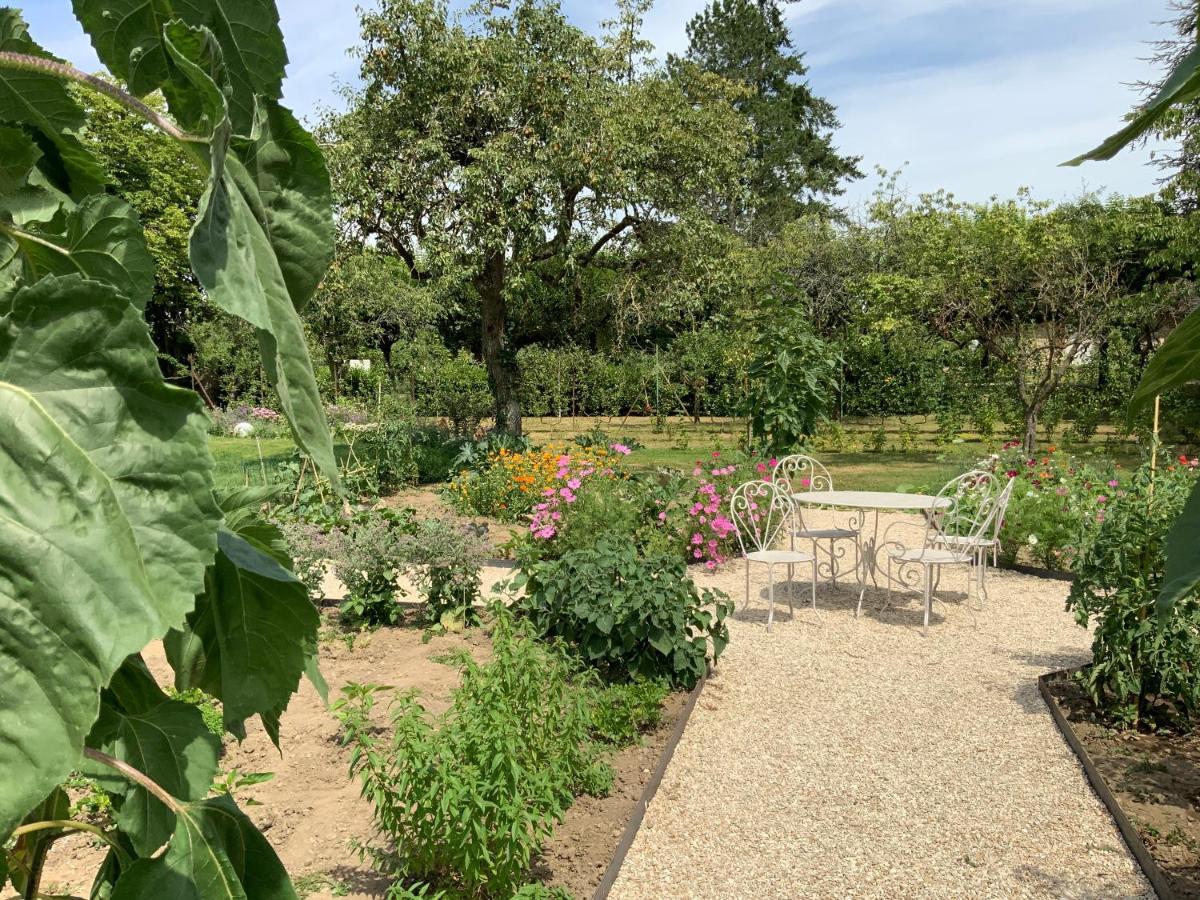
[515,533,732,689]
[166,687,224,738]
[333,510,414,627]
[0,4,331,894]
[742,320,841,455]
[333,608,607,898]
[589,679,670,747]
[397,518,489,632]
[1067,461,1200,728]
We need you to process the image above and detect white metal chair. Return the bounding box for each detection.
[875,472,1011,636]
[729,480,817,631]
[931,474,1015,604]
[771,454,860,587]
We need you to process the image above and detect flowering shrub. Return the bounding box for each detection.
[448,443,624,522]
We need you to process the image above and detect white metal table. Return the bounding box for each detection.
[791,490,950,611]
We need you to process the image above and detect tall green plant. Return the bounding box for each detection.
[742,319,840,454]
[1066,30,1200,611]
[0,3,334,894]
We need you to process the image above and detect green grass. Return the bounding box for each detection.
[209,435,297,493]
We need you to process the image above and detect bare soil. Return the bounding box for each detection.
[1047,675,1200,898]
[28,622,686,900]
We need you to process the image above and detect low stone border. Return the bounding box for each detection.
[592,667,710,900]
[1038,670,1173,900]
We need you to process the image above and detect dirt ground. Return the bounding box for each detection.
[29,621,685,900]
[1048,676,1200,898]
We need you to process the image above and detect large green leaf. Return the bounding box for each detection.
[194,108,337,483]
[110,794,298,900]
[0,275,219,837]
[166,504,322,743]
[0,193,155,306]
[1159,481,1200,612]
[86,657,220,858]
[0,125,38,191]
[0,9,106,197]
[1065,43,1200,165]
[71,0,175,96]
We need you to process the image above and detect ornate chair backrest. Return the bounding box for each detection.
[987,476,1017,543]
[932,470,1001,543]
[729,480,794,556]
[771,455,833,531]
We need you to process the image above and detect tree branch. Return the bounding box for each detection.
[578,214,637,268]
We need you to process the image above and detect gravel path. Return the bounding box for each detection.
[611,508,1153,900]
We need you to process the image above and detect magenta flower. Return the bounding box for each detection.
[1107,479,1119,488]
[567,478,581,490]
[610,443,632,456]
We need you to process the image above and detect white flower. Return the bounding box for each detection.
[1025,490,1036,498]
[1027,534,1039,546]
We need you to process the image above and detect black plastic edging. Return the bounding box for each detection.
[997,561,1075,582]
[592,667,710,900]
[1038,670,1174,900]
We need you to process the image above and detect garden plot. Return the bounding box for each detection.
[30,625,689,900]
[611,507,1154,900]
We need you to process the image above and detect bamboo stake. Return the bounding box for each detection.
[1150,394,1161,500]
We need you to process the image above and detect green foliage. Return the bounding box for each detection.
[516,533,732,689]
[396,518,489,632]
[333,608,606,898]
[1067,462,1200,728]
[588,679,670,747]
[0,4,332,894]
[416,349,494,437]
[331,510,413,628]
[679,0,861,234]
[743,320,840,454]
[166,687,225,738]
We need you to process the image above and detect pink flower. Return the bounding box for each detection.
[658,511,667,522]
[1107,479,1119,488]
[705,560,716,570]
[693,548,703,558]
[610,443,632,456]
[1095,512,1106,523]
[557,455,570,467]
[692,467,702,477]
[559,487,575,502]
[756,462,767,474]
[1097,495,1107,504]
[543,488,556,497]
[712,451,720,458]
[567,478,581,490]
[768,457,777,467]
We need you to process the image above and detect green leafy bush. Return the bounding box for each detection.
[397,519,489,632]
[333,609,608,897]
[1067,461,1200,729]
[743,321,841,454]
[332,511,414,627]
[516,534,732,689]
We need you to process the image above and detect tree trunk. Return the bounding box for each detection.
[1022,404,1040,455]
[477,252,522,435]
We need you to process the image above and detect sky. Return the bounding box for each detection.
[17,0,1179,208]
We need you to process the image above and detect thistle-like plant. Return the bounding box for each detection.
[0,3,337,895]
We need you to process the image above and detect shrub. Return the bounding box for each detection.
[333,510,413,626]
[397,519,489,631]
[1067,460,1200,729]
[516,534,732,689]
[743,321,841,454]
[333,608,608,898]
[417,349,493,437]
[360,420,459,492]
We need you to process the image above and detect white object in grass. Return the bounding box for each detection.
[232,421,255,437]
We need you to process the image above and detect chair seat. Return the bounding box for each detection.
[888,547,972,565]
[937,534,997,549]
[746,549,815,564]
[794,527,858,540]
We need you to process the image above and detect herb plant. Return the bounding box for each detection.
[0,3,334,894]
[334,608,608,898]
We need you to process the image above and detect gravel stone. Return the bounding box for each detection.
[610,508,1153,900]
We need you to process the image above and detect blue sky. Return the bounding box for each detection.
[18,0,1177,207]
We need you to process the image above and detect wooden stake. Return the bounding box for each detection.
[1150,394,1161,499]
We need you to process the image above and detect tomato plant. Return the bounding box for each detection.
[0,3,335,895]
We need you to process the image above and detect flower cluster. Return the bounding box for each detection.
[448,443,620,522]
[978,443,1122,570]
[251,406,279,421]
[528,452,618,540]
[659,452,746,570]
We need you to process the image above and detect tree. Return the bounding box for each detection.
[323,0,750,434]
[903,194,1123,453]
[679,0,862,237]
[1137,1,1200,210]
[305,248,441,397]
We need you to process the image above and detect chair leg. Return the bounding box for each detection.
[767,564,776,631]
[829,539,838,586]
[979,548,989,608]
[811,559,817,610]
[743,559,751,612]
[923,565,933,637]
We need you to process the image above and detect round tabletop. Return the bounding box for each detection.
[791,489,949,511]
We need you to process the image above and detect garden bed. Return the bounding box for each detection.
[31,621,694,900]
[1041,669,1200,899]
